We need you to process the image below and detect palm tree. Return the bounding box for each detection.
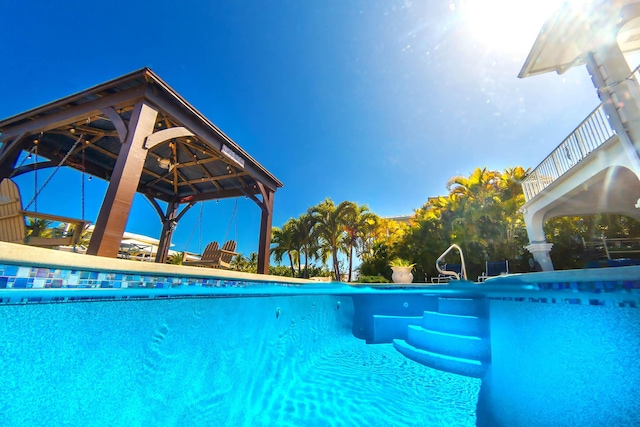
[342,202,378,282]
[230,253,248,271]
[310,198,350,280]
[446,167,502,256]
[26,218,53,238]
[246,252,258,273]
[271,220,298,277]
[167,252,184,265]
[294,213,319,278]
[496,166,529,260]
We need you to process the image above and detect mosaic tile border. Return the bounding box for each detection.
[531,280,640,292]
[0,263,294,291]
[488,295,639,308]
[489,279,640,307]
[1,262,639,307]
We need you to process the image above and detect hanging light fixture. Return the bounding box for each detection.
[157,157,172,170]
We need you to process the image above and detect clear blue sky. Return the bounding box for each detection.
[0,1,617,258]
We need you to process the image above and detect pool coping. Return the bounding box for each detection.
[0,241,312,284]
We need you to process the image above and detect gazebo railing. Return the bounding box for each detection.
[521,103,615,201]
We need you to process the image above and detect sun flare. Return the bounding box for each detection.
[455,0,563,54]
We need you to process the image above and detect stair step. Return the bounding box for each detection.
[393,339,487,378]
[371,315,422,344]
[438,297,486,316]
[407,325,491,360]
[422,310,486,336]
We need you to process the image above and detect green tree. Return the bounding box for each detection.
[310,198,350,280]
[246,252,258,273]
[342,202,378,282]
[358,218,410,280]
[26,218,53,238]
[270,220,298,277]
[167,252,184,265]
[231,253,249,271]
[230,252,258,273]
[446,168,502,262]
[294,213,319,278]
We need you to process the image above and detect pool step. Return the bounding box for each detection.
[371,315,422,344]
[407,325,490,360]
[388,296,491,378]
[437,297,487,317]
[422,310,485,336]
[393,339,487,378]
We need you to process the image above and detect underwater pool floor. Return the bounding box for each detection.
[0,296,479,427]
[237,342,479,427]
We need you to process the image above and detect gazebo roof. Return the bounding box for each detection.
[519,1,640,78]
[0,68,282,203]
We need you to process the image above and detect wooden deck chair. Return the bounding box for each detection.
[0,178,89,248]
[215,240,238,269]
[182,241,220,266]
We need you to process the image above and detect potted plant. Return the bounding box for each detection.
[389,258,415,284]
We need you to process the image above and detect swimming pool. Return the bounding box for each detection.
[0,295,480,427]
[1,242,639,426]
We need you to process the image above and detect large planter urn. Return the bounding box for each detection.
[391,266,414,284]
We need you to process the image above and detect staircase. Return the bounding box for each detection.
[392,296,490,378]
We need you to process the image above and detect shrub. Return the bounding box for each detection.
[357,275,390,283]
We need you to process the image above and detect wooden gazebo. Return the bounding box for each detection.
[0,68,282,273]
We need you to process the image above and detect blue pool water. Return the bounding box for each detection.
[1,260,640,426]
[0,295,479,427]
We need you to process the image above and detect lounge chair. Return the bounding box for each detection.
[0,178,89,247]
[478,260,509,282]
[182,240,238,269]
[431,263,462,283]
[606,258,640,267]
[216,240,238,269]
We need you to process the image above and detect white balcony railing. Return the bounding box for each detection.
[521,103,615,201]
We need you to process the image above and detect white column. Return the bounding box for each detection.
[586,45,640,175]
[525,242,554,271]
[522,208,554,271]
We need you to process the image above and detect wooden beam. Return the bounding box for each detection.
[143,194,165,220]
[177,142,222,191]
[0,133,27,161]
[176,187,260,204]
[11,160,58,177]
[0,133,28,182]
[100,107,128,143]
[171,139,178,194]
[87,100,158,258]
[175,201,195,222]
[86,140,174,186]
[144,126,194,150]
[143,86,281,193]
[0,85,146,141]
[174,170,250,186]
[174,168,198,193]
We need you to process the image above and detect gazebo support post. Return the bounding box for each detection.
[155,200,178,264]
[87,101,158,257]
[256,184,274,275]
[154,200,195,263]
